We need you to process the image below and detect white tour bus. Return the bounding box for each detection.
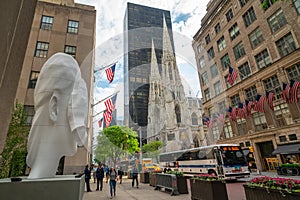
[159,144,250,179]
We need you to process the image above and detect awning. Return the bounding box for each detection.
[272,143,300,155]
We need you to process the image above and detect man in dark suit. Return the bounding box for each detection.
[96,164,105,191]
[84,165,92,192]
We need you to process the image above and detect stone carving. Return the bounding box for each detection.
[26,53,88,179]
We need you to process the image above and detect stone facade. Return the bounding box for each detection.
[15,0,96,174]
[147,18,203,152]
[193,0,300,171]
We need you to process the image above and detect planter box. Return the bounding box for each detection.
[140,172,149,183]
[155,173,188,195]
[190,179,228,200]
[243,185,300,200]
[149,173,157,187]
[276,166,300,176]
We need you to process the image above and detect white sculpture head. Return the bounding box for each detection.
[26,52,88,179]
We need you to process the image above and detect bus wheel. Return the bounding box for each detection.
[208,170,217,176]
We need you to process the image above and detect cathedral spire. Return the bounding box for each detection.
[150,39,160,82]
[162,14,174,56]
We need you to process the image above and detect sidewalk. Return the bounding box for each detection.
[83,177,190,200]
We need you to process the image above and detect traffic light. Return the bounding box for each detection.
[249,146,254,153]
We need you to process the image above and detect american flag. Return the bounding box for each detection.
[290,80,300,103]
[245,100,253,116]
[203,117,213,128]
[238,102,246,119]
[227,66,238,86]
[254,94,266,113]
[98,118,103,128]
[282,83,291,103]
[104,94,117,113]
[266,91,274,111]
[228,107,237,122]
[215,113,225,124]
[103,111,112,128]
[105,63,116,83]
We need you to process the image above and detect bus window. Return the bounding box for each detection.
[221,146,247,166]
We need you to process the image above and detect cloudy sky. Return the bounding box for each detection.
[75,0,211,127]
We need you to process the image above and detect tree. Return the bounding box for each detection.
[94,126,139,166]
[0,102,30,178]
[142,141,163,163]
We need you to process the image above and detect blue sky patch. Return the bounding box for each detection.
[174,13,192,24]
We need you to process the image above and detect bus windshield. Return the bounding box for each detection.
[221,146,247,165]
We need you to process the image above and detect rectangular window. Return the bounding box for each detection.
[274,103,289,127]
[64,45,77,58]
[24,105,35,126]
[199,56,205,68]
[215,23,221,34]
[205,34,211,45]
[286,62,300,82]
[279,135,287,142]
[226,9,234,22]
[221,54,230,71]
[214,81,222,96]
[233,42,245,60]
[224,75,231,88]
[204,89,211,101]
[224,121,233,139]
[35,41,49,58]
[263,75,282,100]
[197,44,203,53]
[229,23,240,41]
[167,133,175,141]
[210,64,218,78]
[261,0,275,10]
[67,20,79,34]
[268,9,287,33]
[28,71,40,89]
[245,85,257,101]
[249,27,264,49]
[288,134,297,141]
[237,119,247,136]
[218,101,226,112]
[40,15,53,30]
[230,94,240,107]
[276,32,296,57]
[201,71,208,85]
[238,62,251,80]
[243,7,257,27]
[239,0,249,7]
[245,141,251,146]
[207,47,215,60]
[255,49,272,69]
[294,0,300,14]
[217,36,226,52]
[253,112,267,131]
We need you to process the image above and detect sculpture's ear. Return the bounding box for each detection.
[49,94,58,122]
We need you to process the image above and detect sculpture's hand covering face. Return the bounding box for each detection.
[68,73,88,147]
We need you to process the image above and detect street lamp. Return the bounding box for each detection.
[139,126,143,171]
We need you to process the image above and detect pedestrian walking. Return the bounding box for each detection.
[105,165,109,183]
[118,167,124,184]
[131,166,139,188]
[96,164,105,191]
[84,165,92,192]
[109,167,118,199]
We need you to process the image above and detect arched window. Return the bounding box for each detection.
[175,105,181,123]
[191,113,198,125]
[193,136,200,148]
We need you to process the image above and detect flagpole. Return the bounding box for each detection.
[94,61,118,73]
[92,91,120,107]
[93,109,106,118]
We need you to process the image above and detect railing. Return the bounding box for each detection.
[155,173,179,195]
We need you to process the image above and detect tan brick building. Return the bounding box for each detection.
[15,0,96,174]
[193,0,300,171]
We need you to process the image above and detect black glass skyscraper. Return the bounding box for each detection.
[123,3,175,138]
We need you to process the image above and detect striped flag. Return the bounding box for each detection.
[228,107,237,122]
[98,118,103,128]
[227,66,238,86]
[266,91,274,111]
[245,100,253,116]
[104,94,117,113]
[103,111,112,128]
[203,117,213,128]
[105,63,116,83]
[215,113,225,124]
[254,94,266,113]
[282,82,291,103]
[238,102,246,119]
[290,80,300,103]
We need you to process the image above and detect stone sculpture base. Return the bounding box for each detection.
[0,175,84,200]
